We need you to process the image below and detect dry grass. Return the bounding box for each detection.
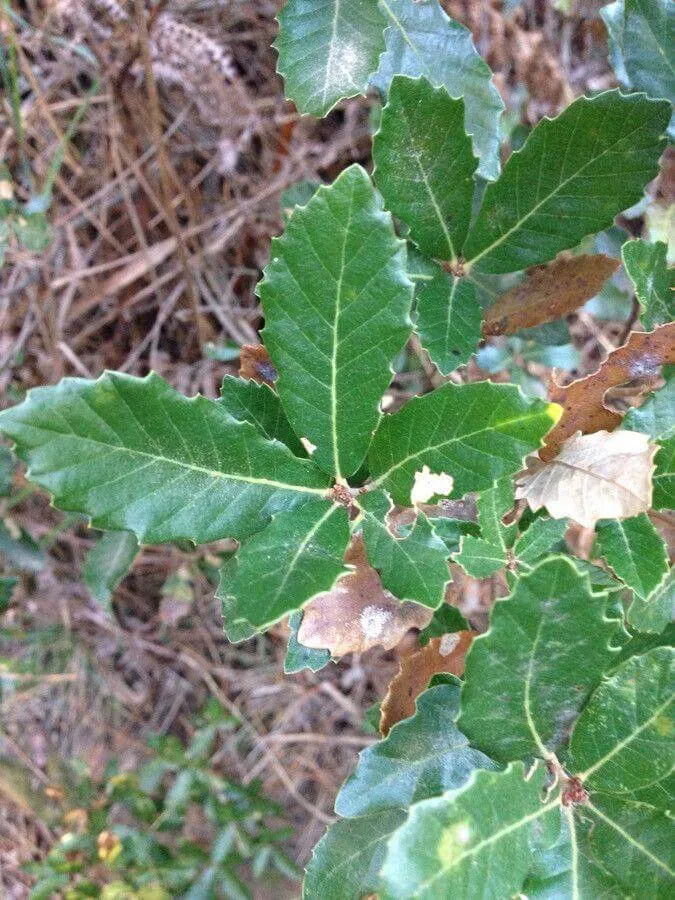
[0,1,639,895]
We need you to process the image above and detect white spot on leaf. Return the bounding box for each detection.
[411,465,454,506]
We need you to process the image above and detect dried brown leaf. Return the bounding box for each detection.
[541,323,675,460]
[482,254,620,337]
[297,537,432,658]
[516,430,658,529]
[239,344,278,386]
[379,631,474,737]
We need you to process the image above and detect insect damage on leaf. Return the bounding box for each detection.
[380,632,474,736]
[541,323,675,460]
[516,430,657,529]
[410,466,454,506]
[482,254,620,337]
[297,536,432,657]
[239,343,278,386]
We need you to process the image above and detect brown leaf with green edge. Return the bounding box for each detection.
[297,536,432,658]
[541,323,675,461]
[482,254,620,337]
[380,631,474,736]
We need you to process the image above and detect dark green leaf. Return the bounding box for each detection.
[567,647,674,794]
[622,240,675,330]
[359,490,449,608]
[373,76,477,261]
[653,438,674,510]
[0,372,330,545]
[380,761,560,899]
[415,270,482,373]
[0,576,17,612]
[83,529,139,611]
[274,0,386,117]
[459,556,625,762]
[217,501,349,629]
[512,516,568,569]
[258,165,413,478]
[0,521,45,573]
[284,611,331,674]
[372,0,504,180]
[463,91,670,273]
[335,680,495,817]
[0,445,14,496]
[368,381,559,506]
[419,603,469,643]
[627,568,674,634]
[623,0,675,110]
[218,375,304,456]
[596,514,669,601]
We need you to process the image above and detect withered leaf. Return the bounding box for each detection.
[516,430,657,530]
[379,632,474,737]
[297,536,432,658]
[239,343,278,386]
[541,323,675,460]
[482,253,620,337]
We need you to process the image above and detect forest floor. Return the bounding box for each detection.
[0,1,649,895]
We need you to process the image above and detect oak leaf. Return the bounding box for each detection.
[482,254,620,337]
[297,537,432,658]
[380,631,474,736]
[516,430,657,529]
[541,323,675,460]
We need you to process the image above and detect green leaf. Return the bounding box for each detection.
[284,611,331,674]
[83,529,139,611]
[419,603,468,643]
[0,372,330,545]
[512,516,568,569]
[220,590,257,644]
[567,647,674,794]
[358,490,449,608]
[335,680,495,817]
[0,445,14,496]
[217,500,349,629]
[0,576,17,613]
[653,438,675,510]
[415,269,482,373]
[453,536,506,579]
[274,0,386,117]
[463,90,670,273]
[623,368,674,440]
[368,381,559,506]
[627,568,674,634]
[280,180,320,223]
[458,556,624,763]
[258,165,413,478]
[218,375,304,456]
[455,478,517,577]
[372,0,504,181]
[373,76,477,261]
[380,761,560,899]
[622,240,675,330]
[0,521,45,573]
[303,809,407,900]
[596,514,669,601]
[623,0,675,110]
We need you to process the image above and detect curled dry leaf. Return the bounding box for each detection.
[482,253,620,337]
[379,631,474,737]
[541,323,675,460]
[516,430,657,530]
[297,536,432,658]
[239,343,278,386]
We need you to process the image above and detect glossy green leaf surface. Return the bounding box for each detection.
[217,500,349,630]
[368,381,559,506]
[380,762,560,899]
[335,680,495,817]
[0,373,330,545]
[359,491,449,609]
[284,611,331,674]
[623,0,675,109]
[415,269,482,373]
[303,809,406,900]
[274,0,386,117]
[259,165,413,478]
[218,375,304,456]
[83,529,139,611]
[463,91,670,273]
[596,514,669,601]
[567,647,674,794]
[627,568,674,634]
[372,0,504,180]
[459,557,624,762]
[622,240,675,330]
[373,76,477,261]
[512,516,568,568]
